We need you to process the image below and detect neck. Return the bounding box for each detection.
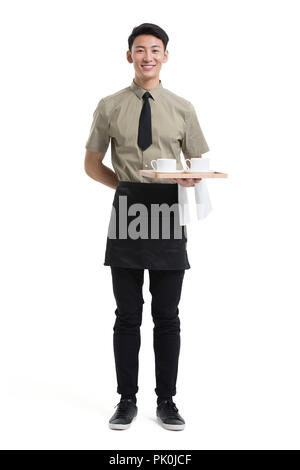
[133,77,160,91]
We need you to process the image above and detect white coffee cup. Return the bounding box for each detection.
[151,158,177,172]
[184,157,210,171]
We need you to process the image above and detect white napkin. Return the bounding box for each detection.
[178,180,212,225]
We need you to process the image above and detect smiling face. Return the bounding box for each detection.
[127,34,168,84]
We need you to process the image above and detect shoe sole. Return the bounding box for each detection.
[109,414,137,430]
[157,416,185,431]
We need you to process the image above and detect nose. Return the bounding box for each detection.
[144,50,153,61]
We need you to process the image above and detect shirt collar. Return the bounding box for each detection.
[130,78,163,101]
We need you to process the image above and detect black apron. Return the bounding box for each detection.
[103,181,191,270]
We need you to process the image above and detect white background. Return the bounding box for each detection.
[1,0,300,450]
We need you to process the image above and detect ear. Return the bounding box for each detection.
[163,50,169,63]
[126,50,133,64]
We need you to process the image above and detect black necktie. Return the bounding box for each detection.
[138,91,153,150]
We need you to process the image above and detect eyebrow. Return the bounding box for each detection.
[134,45,162,48]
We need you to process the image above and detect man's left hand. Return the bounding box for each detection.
[170,177,202,187]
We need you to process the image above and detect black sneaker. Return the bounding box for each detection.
[109,399,138,430]
[156,399,185,431]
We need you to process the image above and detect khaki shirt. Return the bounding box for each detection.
[85,79,210,184]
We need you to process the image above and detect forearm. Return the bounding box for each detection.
[85,161,119,190]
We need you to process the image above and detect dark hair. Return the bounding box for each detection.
[128,23,169,52]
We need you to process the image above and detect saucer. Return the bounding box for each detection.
[185,169,213,172]
[153,169,185,173]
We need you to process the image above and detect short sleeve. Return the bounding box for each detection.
[182,102,210,157]
[85,98,110,153]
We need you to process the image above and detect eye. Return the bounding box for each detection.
[136,49,159,53]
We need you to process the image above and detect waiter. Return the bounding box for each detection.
[84,23,209,431]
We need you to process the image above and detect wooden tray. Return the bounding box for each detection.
[139,170,228,179]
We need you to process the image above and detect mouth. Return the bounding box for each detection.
[141,65,156,70]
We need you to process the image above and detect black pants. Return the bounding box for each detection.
[110,266,185,398]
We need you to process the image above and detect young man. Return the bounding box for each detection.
[84,23,209,431]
